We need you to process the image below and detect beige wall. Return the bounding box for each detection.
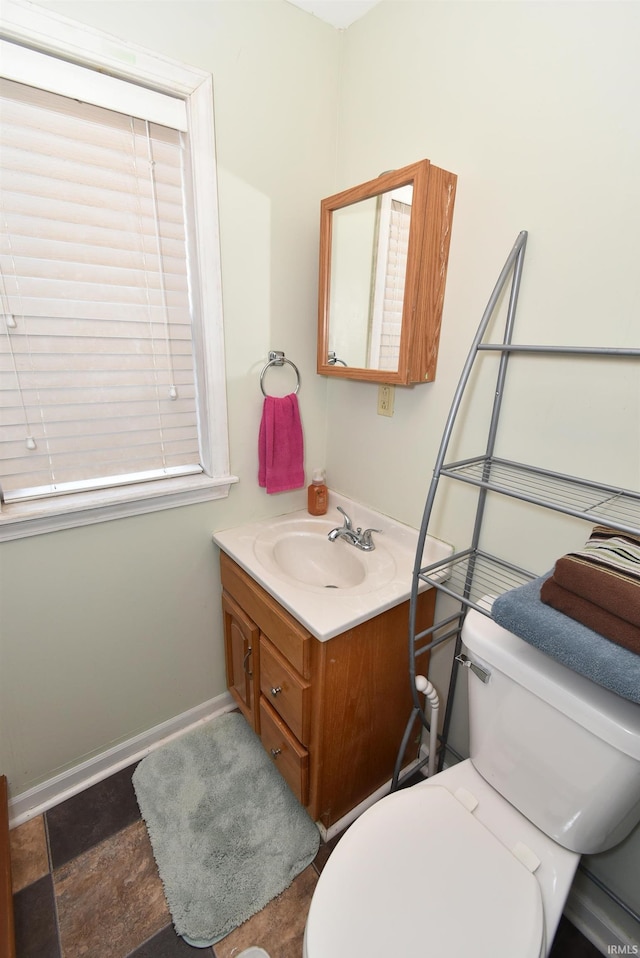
[1,0,638,937]
[0,0,337,793]
[327,1,639,547]
[327,0,640,933]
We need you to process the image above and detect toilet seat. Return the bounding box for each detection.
[305,784,544,958]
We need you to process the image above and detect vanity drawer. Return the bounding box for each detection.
[260,698,309,807]
[260,635,311,746]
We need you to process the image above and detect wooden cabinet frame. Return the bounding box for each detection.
[317,158,457,385]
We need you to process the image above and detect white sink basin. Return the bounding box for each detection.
[213,494,452,641]
[253,517,397,593]
[272,530,365,588]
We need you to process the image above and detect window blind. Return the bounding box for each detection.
[0,77,202,502]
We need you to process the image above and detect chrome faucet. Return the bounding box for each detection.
[327,506,381,552]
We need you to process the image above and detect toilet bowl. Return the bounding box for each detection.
[303,610,640,958]
[303,760,578,958]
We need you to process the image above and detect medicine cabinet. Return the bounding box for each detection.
[317,158,457,385]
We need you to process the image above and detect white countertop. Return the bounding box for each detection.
[213,492,451,641]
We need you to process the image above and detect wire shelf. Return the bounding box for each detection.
[393,230,640,794]
[439,456,640,535]
[417,548,535,613]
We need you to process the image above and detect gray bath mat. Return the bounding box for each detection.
[133,711,320,947]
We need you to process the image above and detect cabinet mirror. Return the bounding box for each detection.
[317,159,456,385]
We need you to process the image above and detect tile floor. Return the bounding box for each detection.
[9,761,602,958]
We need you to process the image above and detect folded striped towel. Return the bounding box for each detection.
[552,526,640,628]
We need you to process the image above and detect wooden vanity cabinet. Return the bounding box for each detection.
[220,552,435,829]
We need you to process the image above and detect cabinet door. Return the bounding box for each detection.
[222,590,260,731]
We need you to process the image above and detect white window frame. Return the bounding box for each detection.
[0,0,237,541]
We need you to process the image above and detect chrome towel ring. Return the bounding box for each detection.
[327,350,347,366]
[260,350,301,397]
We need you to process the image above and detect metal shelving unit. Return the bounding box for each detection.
[392,230,640,787]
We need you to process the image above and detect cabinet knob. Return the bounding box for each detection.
[270,747,282,758]
[270,686,282,697]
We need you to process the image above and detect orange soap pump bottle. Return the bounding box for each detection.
[307,469,328,516]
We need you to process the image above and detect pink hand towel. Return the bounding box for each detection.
[258,393,304,494]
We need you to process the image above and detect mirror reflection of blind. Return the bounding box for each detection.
[368,198,411,370]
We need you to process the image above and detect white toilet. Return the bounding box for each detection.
[304,609,640,958]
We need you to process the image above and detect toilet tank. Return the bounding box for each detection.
[462,609,640,854]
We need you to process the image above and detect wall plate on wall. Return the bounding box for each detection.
[377,384,395,417]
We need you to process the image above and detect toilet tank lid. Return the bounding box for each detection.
[463,609,640,761]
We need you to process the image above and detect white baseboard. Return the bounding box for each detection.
[317,756,427,843]
[317,779,389,843]
[9,692,235,828]
[564,873,639,955]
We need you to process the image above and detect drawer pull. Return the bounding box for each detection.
[270,686,282,697]
[270,747,282,758]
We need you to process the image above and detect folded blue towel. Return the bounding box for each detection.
[491,573,640,704]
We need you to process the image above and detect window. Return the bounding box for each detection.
[0,2,236,540]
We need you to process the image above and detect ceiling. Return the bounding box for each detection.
[286,1,380,29]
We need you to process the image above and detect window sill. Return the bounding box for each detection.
[0,473,239,541]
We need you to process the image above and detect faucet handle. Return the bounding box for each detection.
[336,505,353,529]
[359,528,382,550]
